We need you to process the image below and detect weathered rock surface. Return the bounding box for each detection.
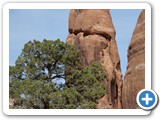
[122,10,145,109]
[9,98,15,107]
[66,9,123,109]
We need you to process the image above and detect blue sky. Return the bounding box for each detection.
[9,9,141,75]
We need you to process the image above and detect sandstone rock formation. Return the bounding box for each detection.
[66,10,123,109]
[122,10,145,109]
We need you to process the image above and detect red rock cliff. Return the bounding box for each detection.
[66,10,123,109]
[122,10,145,109]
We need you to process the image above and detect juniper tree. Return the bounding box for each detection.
[9,39,107,109]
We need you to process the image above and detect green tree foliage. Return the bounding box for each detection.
[65,61,107,108]
[9,39,107,109]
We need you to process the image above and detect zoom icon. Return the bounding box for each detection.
[137,89,158,110]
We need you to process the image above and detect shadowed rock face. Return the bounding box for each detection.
[66,9,123,109]
[122,10,145,109]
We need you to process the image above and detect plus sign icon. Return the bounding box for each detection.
[137,89,158,110]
